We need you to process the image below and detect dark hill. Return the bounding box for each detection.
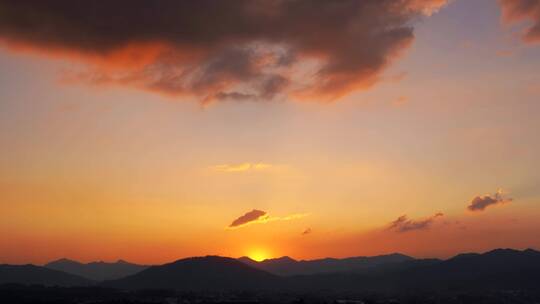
[289,248,540,292]
[0,264,92,286]
[45,258,148,281]
[104,256,279,290]
[396,248,540,290]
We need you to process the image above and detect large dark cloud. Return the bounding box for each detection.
[500,0,540,43]
[388,212,444,232]
[467,190,513,212]
[0,0,447,102]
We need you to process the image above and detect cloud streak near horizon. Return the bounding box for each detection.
[212,163,272,173]
[0,0,449,103]
[228,209,308,229]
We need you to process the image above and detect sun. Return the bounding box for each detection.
[247,249,271,262]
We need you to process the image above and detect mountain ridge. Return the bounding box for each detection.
[45,258,148,281]
[238,253,414,276]
[103,248,540,292]
[0,264,92,286]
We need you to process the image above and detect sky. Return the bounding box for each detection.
[1,0,540,265]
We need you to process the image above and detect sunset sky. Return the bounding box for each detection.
[1,0,540,265]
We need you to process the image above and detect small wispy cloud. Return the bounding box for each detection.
[392,96,409,107]
[302,228,312,235]
[212,163,272,173]
[388,212,444,233]
[227,209,308,229]
[467,189,513,212]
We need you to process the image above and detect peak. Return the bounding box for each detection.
[203,255,233,260]
[238,256,297,263]
[386,252,413,258]
[238,256,256,262]
[363,253,414,260]
[267,256,297,262]
[46,258,81,265]
[484,248,521,255]
[449,248,527,260]
[173,255,235,263]
[484,248,540,256]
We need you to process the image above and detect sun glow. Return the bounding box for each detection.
[248,249,271,262]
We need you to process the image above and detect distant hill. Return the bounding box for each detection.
[104,256,280,290]
[0,264,92,286]
[45,258,148,281]
[396,248,540,290]
[238,253,414,276]
[287,248,540,292]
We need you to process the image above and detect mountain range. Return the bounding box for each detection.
[45,258,148,281]
[283,248,540,292]
[1,248,539,292]
[104,248,540,291]
[238,253,414,275]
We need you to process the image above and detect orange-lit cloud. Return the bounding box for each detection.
[229,209,269,228]
[212,163,272,173]
[500,0,540,43]
[407,0,450,15]
[228,209,308,229]
[388,212,444,232]
[0,0,448,103]
[467,189,513,212]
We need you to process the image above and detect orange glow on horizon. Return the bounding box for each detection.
[247,248,272,262]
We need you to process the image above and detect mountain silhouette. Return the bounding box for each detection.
[104,256,280,290]
[288,248,540,292]
[45,258,148,281]
[0,264,92,286]
[5,248,540,292]
[238,253,414,275]
[394,248,540,290]
[104,249,540,292]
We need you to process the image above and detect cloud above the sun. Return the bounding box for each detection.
[228,209,308,229]
[0,0,449,103]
